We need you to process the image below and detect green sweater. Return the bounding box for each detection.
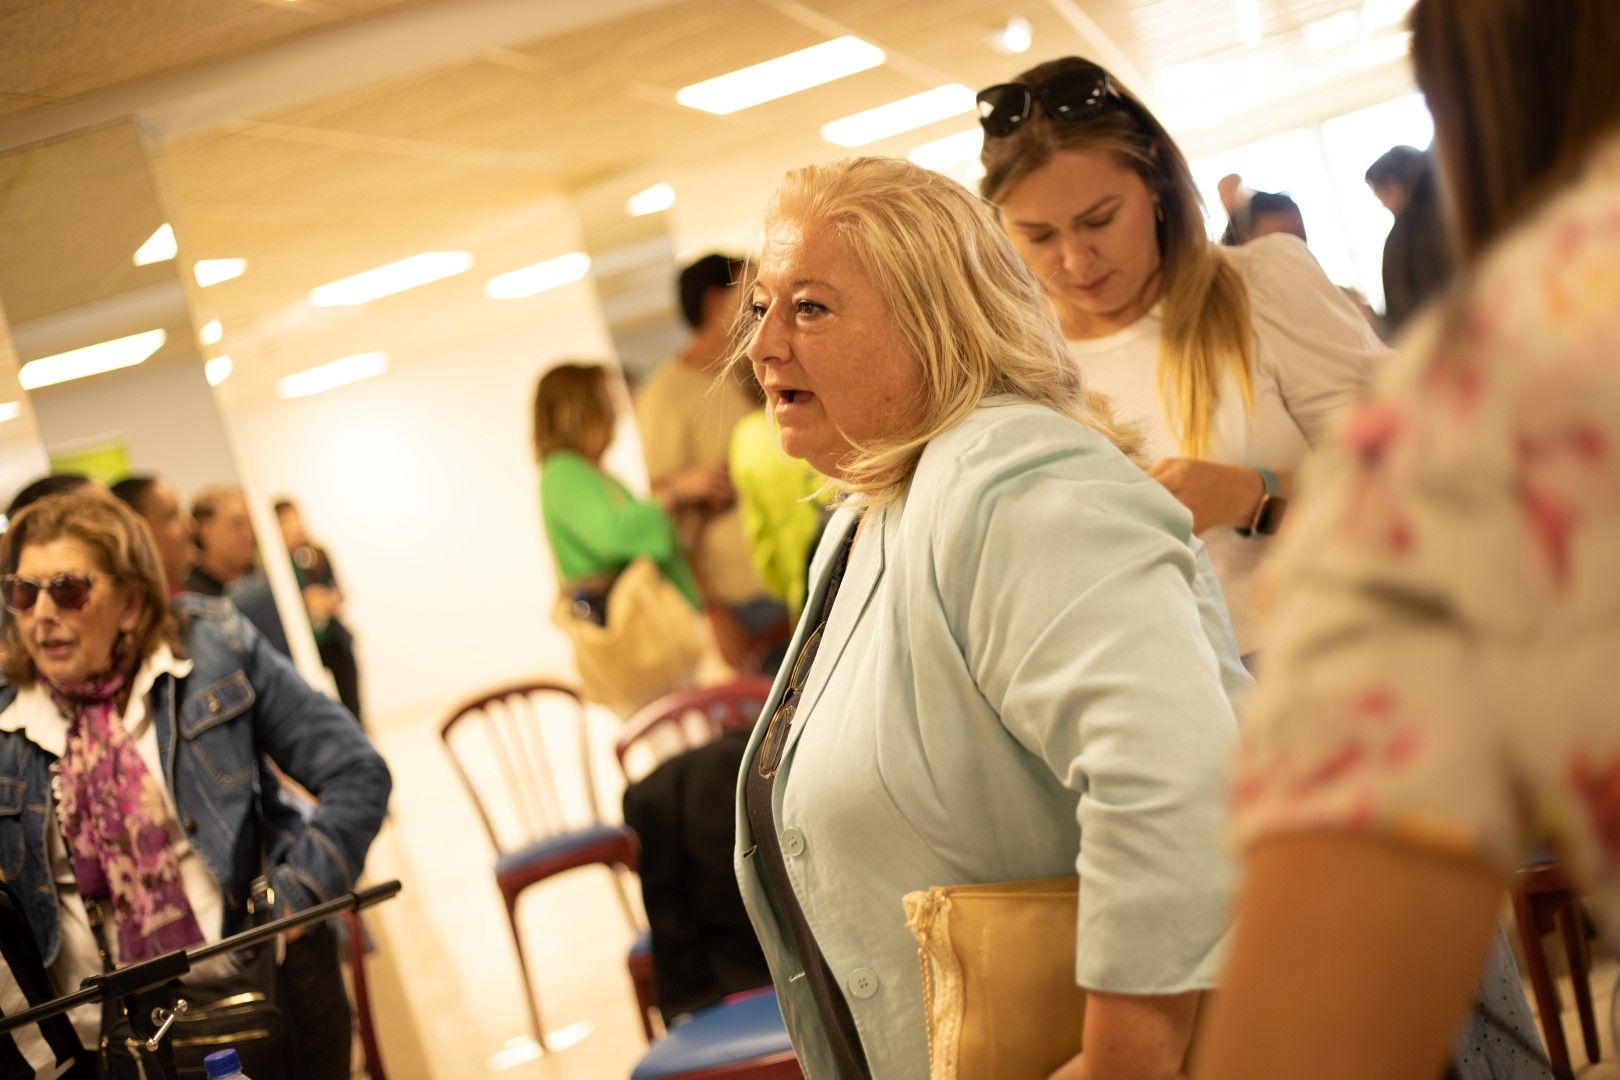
[539,450,701,609]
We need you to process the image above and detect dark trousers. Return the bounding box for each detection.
[277,922,352,1080]
[318,622,363,725]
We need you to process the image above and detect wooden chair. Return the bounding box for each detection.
[440,680,639,1050]
[341,908,387,1080]
[615,677,776,784]
[1512,860,1601,1079]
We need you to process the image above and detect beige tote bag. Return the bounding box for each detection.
[553,556,703,717]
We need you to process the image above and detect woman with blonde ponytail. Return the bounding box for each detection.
[980,56,1389,654]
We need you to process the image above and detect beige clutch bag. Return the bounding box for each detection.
[904,876,1086,1080]
[905,876,1210,1080]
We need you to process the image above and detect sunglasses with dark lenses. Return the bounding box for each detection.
[0,573,101,613]
[976,67,1119,138]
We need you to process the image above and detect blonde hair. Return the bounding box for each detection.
[980,57,1255,459]
[0,492,184,686]
[531,363,614,461]
[737,156,1143,509]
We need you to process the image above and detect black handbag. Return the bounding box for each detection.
[91,882,289,1080]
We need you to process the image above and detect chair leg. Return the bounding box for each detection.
[342,911,389,1080]
[1558,898,1602,1065]
[608,864,639,933]
[1514,890,1573,1080]
[504,896,550,1053]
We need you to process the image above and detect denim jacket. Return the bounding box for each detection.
[0,594,392,965]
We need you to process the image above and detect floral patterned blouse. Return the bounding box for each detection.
[1232,134,1620,930]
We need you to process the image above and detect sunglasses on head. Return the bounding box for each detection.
[976,65,1121,138]
[0,573,102,614]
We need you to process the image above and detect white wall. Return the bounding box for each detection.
[224,280,637,728]
[29,358,241,498]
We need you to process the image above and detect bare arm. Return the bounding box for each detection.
[1196,834,1505,1080]
[1049,990,1201,1080]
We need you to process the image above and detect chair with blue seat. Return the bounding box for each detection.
[632,988,800,1080]
[440,679,640,1051]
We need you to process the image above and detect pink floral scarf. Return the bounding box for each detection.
[47,668,204,964]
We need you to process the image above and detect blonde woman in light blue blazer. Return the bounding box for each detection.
[733,156,1251,1080]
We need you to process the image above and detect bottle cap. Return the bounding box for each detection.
[203,1048,242,1078]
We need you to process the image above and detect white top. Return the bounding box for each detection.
[1067,234,1390,651]
[0,647,222,1045]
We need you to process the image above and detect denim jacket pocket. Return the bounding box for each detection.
[179,671,257,789]
[0,777,25,881]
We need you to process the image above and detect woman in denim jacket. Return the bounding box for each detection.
[0,492,390,1076]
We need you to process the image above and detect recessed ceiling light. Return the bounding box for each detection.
[676,36,885,115]
[199,320,223,346]
[310,252,474,307]
[627,183,676,217]
[205,356,234,387]
[195,259,247,288]
[277,352,389,399]
[19,329,167,389]
[485,253,592,300]
[134,224,177,266]
[1361,0,1417,30]
[908,128,983,171]
[822,84,977,148]
[989,15,1033,55]
[0,402,20,423]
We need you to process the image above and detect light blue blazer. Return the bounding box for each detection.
[733,398,1251,1079]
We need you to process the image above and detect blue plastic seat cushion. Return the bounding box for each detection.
[494,824,629,879]
[631,990,793,1078]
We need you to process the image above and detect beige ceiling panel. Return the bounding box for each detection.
[0,0,432,107]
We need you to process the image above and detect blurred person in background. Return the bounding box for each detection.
[1247,190,1307,241]
[110,475,195,597]
[188,487,290,656]
[1367,144,1455,334]
[1201,1,1620,1078]
[979,55,1389,658]
[638,253,791,670]
[275,499,361,724]
[6,475,98,522]
[728,369,831,623]
[0,492,388,1077]
[1217,173,1253,246]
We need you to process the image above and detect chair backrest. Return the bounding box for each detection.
[440,680,602,857]
[614,677,775,784]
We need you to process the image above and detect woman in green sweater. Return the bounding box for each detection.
[533,362,729,618]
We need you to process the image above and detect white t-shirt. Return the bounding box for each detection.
[1067,235,1390,651]
[0,647,223,1047]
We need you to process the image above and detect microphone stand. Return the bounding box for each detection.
[0,879,402,1079]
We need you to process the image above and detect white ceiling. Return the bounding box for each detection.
[0,0,1418,404]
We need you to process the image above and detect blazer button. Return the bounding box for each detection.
[847,967,880,1000]
[780,827,806,857]
[207,695,222,715]
[182,817,198,834]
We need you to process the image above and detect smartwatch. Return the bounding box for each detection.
[1238,467,1287,537]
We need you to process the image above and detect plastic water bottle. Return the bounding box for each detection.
[203,1048,251,1079]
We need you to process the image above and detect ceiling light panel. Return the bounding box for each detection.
[134,224,177,266]
[909,128,983,171]
[676,36,885,116]
[205,356,234,387]
[310,252,474,307]
[199,320,223,346]
[627,183,676,217]
[485,253,592,300]
[277,352,389,399]
[822,84,976,148]
[19,329,167,390]
[195,259,247,288]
